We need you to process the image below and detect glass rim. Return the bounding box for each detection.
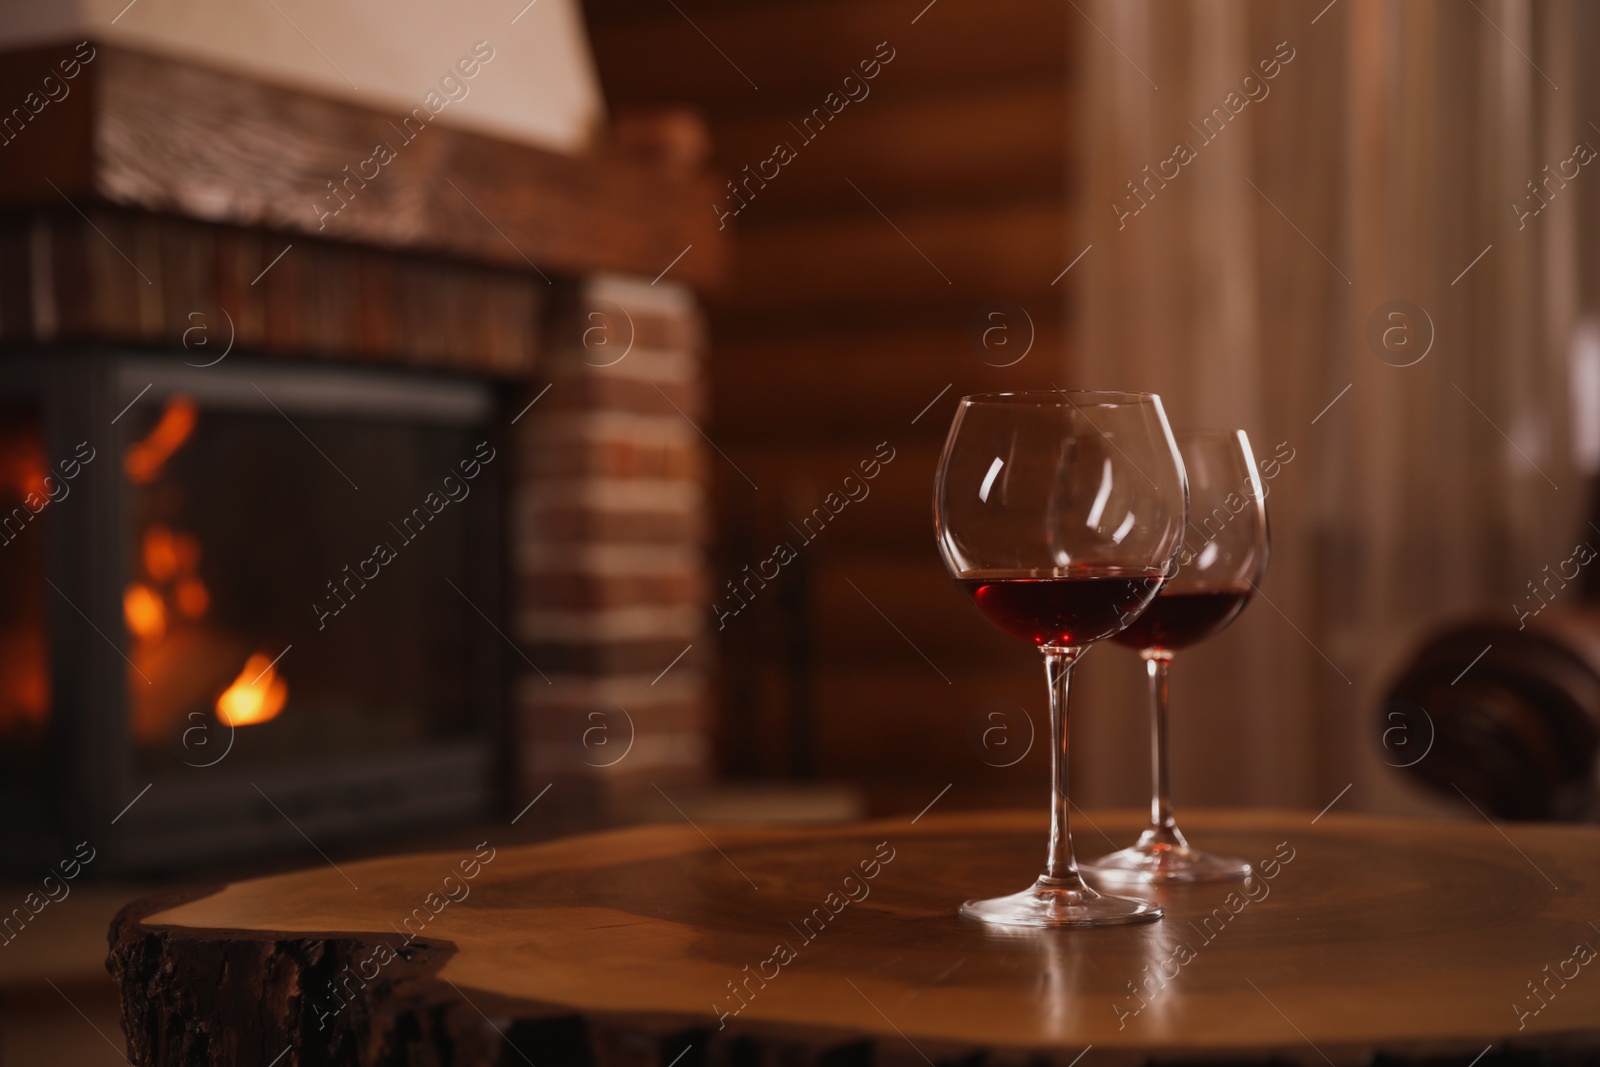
[1170,427,1250,440]
[958,389,1162,407]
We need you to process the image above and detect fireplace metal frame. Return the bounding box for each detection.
[0,349,507,873]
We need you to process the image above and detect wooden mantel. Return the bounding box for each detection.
[0,40,727,291]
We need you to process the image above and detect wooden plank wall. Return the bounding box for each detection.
[586,0,1078,811]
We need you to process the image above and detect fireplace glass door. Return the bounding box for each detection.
[0,354,505,871]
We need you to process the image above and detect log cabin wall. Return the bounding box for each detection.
[585,1,1082,810]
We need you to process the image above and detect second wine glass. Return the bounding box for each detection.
[1084,429,1269,885]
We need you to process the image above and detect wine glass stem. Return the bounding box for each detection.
[1042,646,1085,884]
[1145,650,1177,834]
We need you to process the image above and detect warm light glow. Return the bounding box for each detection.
[124,396,198,484]
[0,454,47,501]
[173,532,201,574]
[140,526,206,616]
[174,578,210,618]
[216,653,288,727]
[123,584,167,641]
[143,526,179,582]
[0,629,50,730]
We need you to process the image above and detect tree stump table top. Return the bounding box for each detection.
[111,809,1600,1065]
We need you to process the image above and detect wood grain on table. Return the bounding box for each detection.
[114,810,1600,1065]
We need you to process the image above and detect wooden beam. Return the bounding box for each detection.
[0,41,728,291]
[0,210,545,374]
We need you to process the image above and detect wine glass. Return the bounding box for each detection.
[1084,429,1268,884]
[935,390,1188,927]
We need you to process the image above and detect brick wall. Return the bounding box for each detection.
[511,273,713,824]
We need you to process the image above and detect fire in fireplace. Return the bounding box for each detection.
[0,353,505,872]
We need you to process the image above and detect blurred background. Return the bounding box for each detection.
[0,0,1597,1061]
[582,0,1600,822]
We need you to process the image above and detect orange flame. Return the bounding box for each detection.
[124,396,197,484]
[123,584,166,641]
[216,653,288,727]
[138,526,207,619]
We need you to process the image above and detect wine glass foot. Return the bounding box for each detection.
[1084,843,1251,885]
[959,876,1162,928]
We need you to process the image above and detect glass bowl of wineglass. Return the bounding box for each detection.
[1083,429,1268,885]
[934,390,1188,927]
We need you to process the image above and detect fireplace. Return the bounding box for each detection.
[0,353,505,870]
[0,38,725,873]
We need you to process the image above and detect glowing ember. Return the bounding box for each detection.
[174,578,210,618]
[0,438,47,501]
[143,526,180,582]
[173,532,201,574]
[0,629,48,729]
[123,584,166,641]
[216,653,288,727]
[124,396,197,484]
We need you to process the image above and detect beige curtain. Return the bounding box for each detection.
[1070,0,1597,817]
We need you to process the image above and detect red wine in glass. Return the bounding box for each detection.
[1110,584,1253,652]
[1084,430,1269,886]
[935,390,1188,927]
[958,572,1166,648]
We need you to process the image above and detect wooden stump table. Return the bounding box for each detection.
[110,810,1600,1065]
